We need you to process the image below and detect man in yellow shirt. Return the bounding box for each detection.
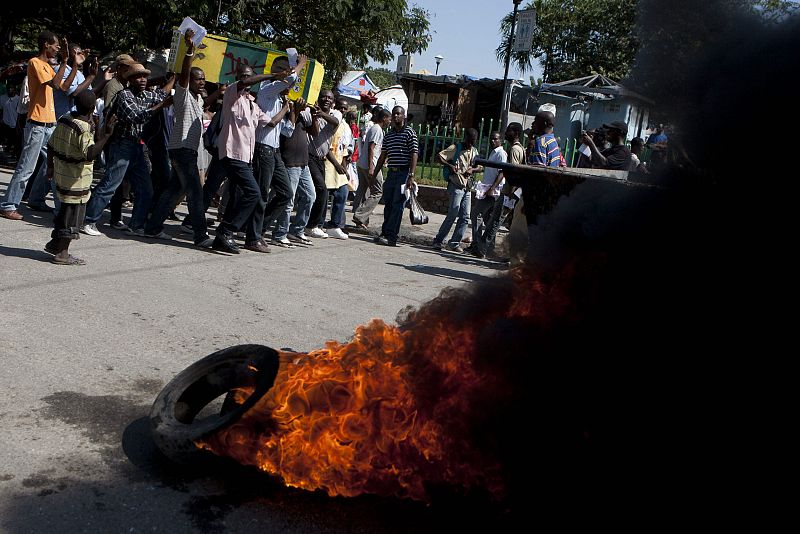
[45,91,116,265]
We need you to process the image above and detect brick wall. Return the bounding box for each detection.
[416,185,450,215]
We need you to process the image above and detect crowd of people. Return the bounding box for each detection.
[0,28,668,267]
[0,29,420,264]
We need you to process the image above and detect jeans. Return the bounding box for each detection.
[272,165,299,240]
[471,195,502,254]
[1,122,54,211]
[147,140,172,212]
[288,165,315,237]
[326,184,349,229]
[435,181,471,247]
[306,154,328,228]
[251,143,292,235]
[353,166,383,225]
[84,138,153,230]
[218,157,260,241]
[145,148,207,243]
[380,169,408,242]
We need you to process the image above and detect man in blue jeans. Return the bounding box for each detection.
[81,63,172,236]
[0,32,78,220]
[433,128,481,252]
[370,106,418,247]
[144,28,214,248]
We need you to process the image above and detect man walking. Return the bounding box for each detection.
[212,64,288,253]
[1,32,75,220]
[305,89,341,239]
[144,29,214,248]
[81,63,171,236]
[370,106,417,247]
[352,107,389,228]
[253,53,307,242]
[469,131,507,259]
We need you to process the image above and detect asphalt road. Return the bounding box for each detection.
[0,167,509,533]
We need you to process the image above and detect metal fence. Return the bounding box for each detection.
[360,115,651,183]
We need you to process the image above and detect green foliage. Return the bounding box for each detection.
[0,0,432,87]
[496,0,638,83]
[364,67,397,90]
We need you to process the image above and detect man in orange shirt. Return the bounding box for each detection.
[1,31,80,220]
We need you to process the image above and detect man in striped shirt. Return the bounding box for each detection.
[370,106,417,246]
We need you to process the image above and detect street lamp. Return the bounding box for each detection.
[434,55,444,75]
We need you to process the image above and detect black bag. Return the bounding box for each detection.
[203,110,223,152]
[408,190,429,225]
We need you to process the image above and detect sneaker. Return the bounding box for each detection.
[179,223,193,234]
[144,230,172,240]
[81,223,102,236]
[110,220,128,231]
[195,236,214,249]
[305,227,328,239]
[287,233,313,245]
[270,236,295,248]
[125,227,145,237]
[328,228,349,240]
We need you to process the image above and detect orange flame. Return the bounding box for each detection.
[198,267,573,501]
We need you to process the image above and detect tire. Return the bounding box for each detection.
[149,344,279,463]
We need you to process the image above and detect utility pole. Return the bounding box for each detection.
[500,0,523,130]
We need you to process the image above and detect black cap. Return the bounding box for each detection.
[602,121,628,135]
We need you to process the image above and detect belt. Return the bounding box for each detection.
[388,166,410,172]
[28,119,56,127]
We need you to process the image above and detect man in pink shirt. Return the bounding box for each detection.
[213,64,289,254]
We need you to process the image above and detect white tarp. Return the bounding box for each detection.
[374,85,409,113]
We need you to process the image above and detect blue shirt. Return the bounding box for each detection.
[54,66,85,119]
[529,133,561,167]
[255,73,297,148]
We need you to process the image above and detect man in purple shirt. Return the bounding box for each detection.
[212,64,289,254]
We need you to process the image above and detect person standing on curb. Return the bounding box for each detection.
[370,106,417,247]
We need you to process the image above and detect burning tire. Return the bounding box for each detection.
[149,344,279,462]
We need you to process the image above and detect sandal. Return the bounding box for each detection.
[51,254,86,266]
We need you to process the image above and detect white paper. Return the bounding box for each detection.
[400,182,419,201]
[474,182,492,200]
[286,48,298,68]
[503,196,516,209]
[578,143,592,157]
[178,17,207,47]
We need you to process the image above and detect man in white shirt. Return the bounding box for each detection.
[468,131,507,259]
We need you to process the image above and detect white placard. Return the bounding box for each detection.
[177,16,207,47]
[512,8,537,53]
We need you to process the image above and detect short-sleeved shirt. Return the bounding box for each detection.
[47,113,94,204]
[508,141,525,166]
[529,133,561,167]
[439,142,479,188]
[168,84,204,152]
[382,125,418,167]
[357,122,384,169]
[27,57,56,123]
[600,144,632,170]
[479,146,507,198]
[54,65,85,119]
[308,109,343,158]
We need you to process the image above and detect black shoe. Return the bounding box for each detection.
[373,235,389,245]
[167,211,180,221]
[27,203,53,212]
[470,248,486,259]
[212,235,240,254]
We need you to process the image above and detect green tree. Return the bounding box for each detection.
[496,0,638,83]
[364,67,397,90]
[397,4,434,56]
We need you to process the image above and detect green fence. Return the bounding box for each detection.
[360,115,650,186]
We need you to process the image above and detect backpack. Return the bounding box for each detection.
[203,110,223,152]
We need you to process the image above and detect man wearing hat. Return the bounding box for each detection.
[580,120,632,171]
[101,54,135,115]
[81,62,172,236]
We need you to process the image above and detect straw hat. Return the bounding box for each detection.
[125,63,151,80]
